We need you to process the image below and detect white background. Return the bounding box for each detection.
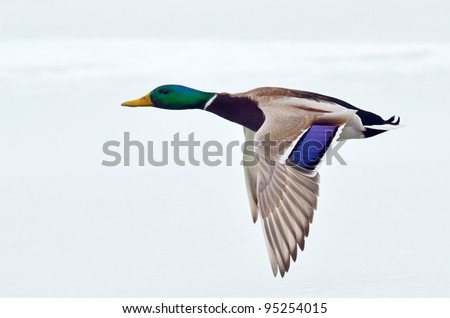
[0,1,449,297]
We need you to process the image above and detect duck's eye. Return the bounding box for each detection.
[160,89,169,95]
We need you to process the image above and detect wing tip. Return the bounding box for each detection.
[299,237,305,251]
[271,265,278,277]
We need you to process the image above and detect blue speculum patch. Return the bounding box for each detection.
[289,125,339,170]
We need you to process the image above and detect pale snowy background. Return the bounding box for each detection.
[1,1,449,297]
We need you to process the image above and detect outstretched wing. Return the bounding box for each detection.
[243,95,355,276]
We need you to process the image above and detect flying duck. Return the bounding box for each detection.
[122,85,400,277]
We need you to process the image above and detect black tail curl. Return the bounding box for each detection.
[386,115,401,125]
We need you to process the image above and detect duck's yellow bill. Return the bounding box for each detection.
[121,93,153,107]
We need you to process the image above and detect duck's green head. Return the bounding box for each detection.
[121,85,216,110]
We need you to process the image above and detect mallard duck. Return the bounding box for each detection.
[122,85,400,277]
